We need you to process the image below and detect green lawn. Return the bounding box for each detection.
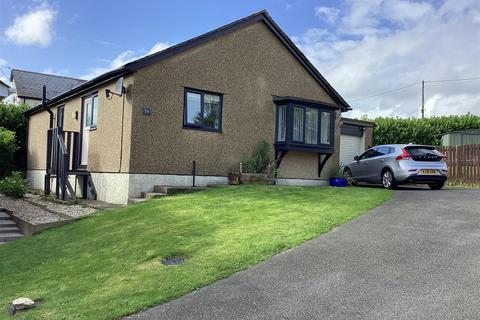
[0,185,392,320]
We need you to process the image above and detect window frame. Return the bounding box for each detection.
[183,87,223,132]
[83,93,99,130]
[275,101,335,148]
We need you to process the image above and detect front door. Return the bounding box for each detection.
[80,97,92,166]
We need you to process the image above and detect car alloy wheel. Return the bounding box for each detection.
[382,170,393,189]
[344,168,357,186]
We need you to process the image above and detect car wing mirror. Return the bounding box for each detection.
[354,155,360,161]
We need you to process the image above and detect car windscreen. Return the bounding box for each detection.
[405,146,443,161]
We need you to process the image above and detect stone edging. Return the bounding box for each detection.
[0,207,78,236]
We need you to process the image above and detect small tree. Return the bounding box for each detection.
[0,102,28,171]
[0,128,17,177]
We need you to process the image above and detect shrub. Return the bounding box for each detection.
[372,114,480,146]
[0,102,29,171]
[0,128,17,177]
[328,165,344,178]
[0,171,29,198]
[243,140,272,174]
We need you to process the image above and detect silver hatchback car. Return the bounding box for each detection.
[343,144,448,189]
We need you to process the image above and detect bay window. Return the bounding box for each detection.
[274,97,335,154]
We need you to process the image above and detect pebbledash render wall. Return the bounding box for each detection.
[27,20,344,204]
[27,76,135,204]
[129,21,341,183]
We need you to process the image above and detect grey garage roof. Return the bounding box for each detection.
[10,69,86,100]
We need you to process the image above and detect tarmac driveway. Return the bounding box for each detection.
[126,187,480,320]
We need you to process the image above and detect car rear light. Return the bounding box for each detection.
[395,148,411,161]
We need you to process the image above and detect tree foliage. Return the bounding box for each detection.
[0,128,17,177]
[0,102,28,170]
[372,114,480,146]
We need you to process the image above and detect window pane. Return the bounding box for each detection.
[277,105,287,142]
[203,94,221,129]
[186,92,202,125]
[92,95,99,127]
[305,108,318,144]
[293,107,304,141]
[320,111,331,144]
[85,99,92,127]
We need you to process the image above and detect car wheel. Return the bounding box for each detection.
[343,168,357,186]
[428,181,445,190]
[382,169,397,189]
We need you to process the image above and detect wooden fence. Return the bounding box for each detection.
[437,145,480,185]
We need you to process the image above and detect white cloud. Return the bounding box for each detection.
[148,42,171,54]
[315,6,340,24]
[80,42,172,80]
[4,5,56,47]
[294,0,480,118]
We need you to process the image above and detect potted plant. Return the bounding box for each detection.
[328,165,348,187]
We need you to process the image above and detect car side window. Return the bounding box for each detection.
[376,146,391,156]
[359,149,376,160]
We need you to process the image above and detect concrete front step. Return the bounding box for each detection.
[0,232,23,242]
[0,226,21,234]
[128,198,149,205]
[140,192,167,200]
[153,186,207,195]
[0,212,11,220]
[0,220,16,227]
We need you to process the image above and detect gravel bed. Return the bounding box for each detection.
[24,194,98,218]
[0,194,65,225]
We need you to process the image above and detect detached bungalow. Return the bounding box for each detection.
[25,10,357,204]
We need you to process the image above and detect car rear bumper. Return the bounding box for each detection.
[400,174,447,184]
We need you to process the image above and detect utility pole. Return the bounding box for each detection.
[421,80,425,119]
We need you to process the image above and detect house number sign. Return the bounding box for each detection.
[143,107,152,116]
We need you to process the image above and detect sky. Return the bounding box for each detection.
[1,0,479,119]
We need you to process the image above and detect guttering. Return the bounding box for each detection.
[24,68,130,117]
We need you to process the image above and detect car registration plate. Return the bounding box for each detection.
[419,169,438,175]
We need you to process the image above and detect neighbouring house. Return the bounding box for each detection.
[25,10,353,204]
[339,118,374,166]
[9,69,86,107]
[441,129,480,146]
[0,79,10,101]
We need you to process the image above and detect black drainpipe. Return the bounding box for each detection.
[42,85,54,128]
[192,160,196,187]
[42,85,54,194]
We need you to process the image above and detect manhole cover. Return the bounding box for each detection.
[162,256,186,266]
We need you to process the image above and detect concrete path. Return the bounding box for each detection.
[126,187,480,320]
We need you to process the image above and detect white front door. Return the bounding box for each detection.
[81,97,92,166]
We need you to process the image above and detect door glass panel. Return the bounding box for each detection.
[85,99,92,128]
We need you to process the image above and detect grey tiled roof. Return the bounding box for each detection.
[10,69,86,100]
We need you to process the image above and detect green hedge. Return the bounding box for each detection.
[372,114,480,146]
[0,102,29,171]
[0,128,17,177]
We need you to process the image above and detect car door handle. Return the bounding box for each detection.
[363,162,369,164]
